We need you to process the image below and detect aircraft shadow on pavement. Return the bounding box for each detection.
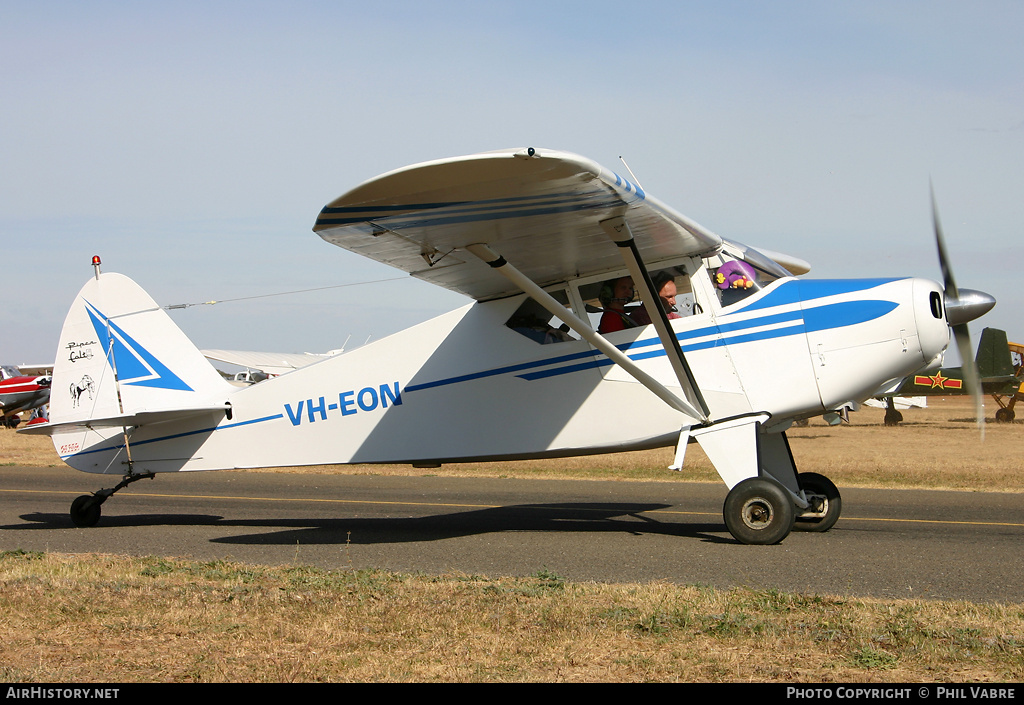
[11,502,733,545]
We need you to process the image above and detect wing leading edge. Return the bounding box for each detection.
[313,148,724,301]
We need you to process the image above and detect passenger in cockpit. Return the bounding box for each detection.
[597,277,639,333]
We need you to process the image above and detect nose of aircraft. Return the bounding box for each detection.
[945,288,996,326]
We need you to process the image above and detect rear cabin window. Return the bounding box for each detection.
[505,291,577,344]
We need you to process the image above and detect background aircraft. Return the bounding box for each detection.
[22,148,995,546]
[1,364,51,428]
[202,348,345,382]
[990,339,1023,423]
[877,328,1019,425]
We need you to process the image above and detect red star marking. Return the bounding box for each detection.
[913,372,963,389]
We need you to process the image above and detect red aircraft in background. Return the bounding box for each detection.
[1,364,51,428]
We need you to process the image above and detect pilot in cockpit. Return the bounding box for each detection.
[629,272,683,326]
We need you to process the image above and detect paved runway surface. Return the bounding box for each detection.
[1,466,1021,602]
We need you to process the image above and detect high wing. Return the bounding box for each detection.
[313,148,725,301]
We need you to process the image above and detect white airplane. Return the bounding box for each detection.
[22,148,995,544]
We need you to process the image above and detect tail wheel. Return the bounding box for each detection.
[794,472,841,532]
[723,477,795,545]
[70,495,102,528]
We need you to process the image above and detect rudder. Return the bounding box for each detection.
[975,328,1015,379]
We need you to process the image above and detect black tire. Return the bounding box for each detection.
[723,477,795,545]
[70,495,101,528]
[794,472,841,532]
[995,408,1014,423]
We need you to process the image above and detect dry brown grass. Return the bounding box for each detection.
[4,396,1020,492]
[1,551,1021,683]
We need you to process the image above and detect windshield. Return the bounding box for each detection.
[705,251,786,307]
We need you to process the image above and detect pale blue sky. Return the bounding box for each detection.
[3,1,1022,364]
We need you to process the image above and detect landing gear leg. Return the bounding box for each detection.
[69,472,155,528]
[884,398,903,426]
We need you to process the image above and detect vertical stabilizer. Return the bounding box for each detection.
[49,272,232,427]
[974,328,1015,379]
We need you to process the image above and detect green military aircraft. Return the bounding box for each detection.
[881,327,1021,425]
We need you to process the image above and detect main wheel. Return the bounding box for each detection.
[70,495,101,528]
[995,408,1015,423]
[794,472,841,533]
[884,408,903,426]
[723,477,795,545]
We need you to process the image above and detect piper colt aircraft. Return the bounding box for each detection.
[23,148,996,544]
[1,365,51,428]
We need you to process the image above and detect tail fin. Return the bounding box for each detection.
[974,328,1015,379]
[36,271,233,431]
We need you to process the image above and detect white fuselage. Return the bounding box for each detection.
[57,272,949,475]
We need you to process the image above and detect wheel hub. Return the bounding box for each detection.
[740,497,774,530]
[801,493,829,519]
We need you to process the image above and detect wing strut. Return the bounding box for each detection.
[599,215,710,419]
[464,243,708,424]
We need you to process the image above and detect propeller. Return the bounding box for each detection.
[931,185,995,436]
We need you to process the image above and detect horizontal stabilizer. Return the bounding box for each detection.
[18,404,230,436]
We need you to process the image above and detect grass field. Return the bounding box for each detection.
[1,396,1021,683]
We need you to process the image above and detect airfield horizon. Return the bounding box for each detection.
[2,396,1019,494]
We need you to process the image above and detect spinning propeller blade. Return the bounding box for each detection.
[931,186,993,436]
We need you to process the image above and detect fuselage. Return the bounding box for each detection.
[55,269,949,475]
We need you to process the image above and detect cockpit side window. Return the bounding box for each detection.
[573,259,706,333]
[648,266,700,319]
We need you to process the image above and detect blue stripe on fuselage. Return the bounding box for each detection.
[732,278,900,313]
[406,279,907,390]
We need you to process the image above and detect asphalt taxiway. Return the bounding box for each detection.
[1,466,1021,602]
